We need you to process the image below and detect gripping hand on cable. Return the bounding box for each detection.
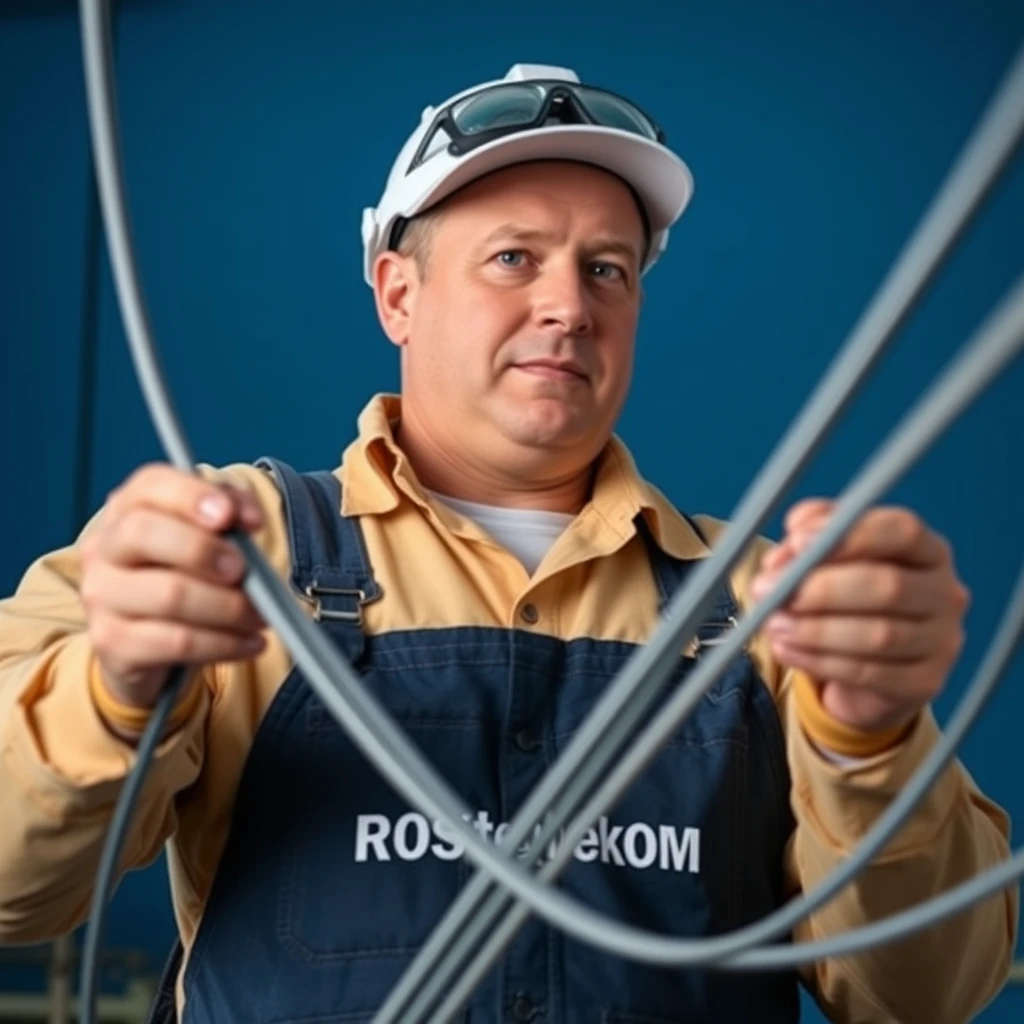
[79,464,266,735]
[754,500,971,739]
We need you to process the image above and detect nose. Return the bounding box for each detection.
[531,262,593,337]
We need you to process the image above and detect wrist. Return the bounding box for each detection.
[792,671,918,758]
[88,658,203,740]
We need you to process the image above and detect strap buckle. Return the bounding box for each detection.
[692,615,739,652]
[303,583,370,624]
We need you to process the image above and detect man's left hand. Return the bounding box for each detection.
[750,499,971,734]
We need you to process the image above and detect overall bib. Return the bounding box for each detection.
[153,459,800,1023]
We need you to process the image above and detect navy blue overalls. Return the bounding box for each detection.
[151,459,800,1024]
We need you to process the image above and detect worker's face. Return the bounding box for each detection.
[374,161,645,483]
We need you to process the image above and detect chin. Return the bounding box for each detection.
[502,409,603,452]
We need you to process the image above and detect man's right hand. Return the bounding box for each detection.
[79,464,267,712]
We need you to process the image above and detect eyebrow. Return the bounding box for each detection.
[477,223,641,265]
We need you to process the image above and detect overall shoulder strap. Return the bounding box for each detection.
[254,457,381,660]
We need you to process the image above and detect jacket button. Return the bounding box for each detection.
[519,602,539,624]
[514,728,540,753]
[509,993,541,1021]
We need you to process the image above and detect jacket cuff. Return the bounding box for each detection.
[786,687,963,854]
[88,658,204,739]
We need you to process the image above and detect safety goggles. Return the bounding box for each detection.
[406,79,666,174]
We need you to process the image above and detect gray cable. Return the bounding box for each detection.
[82,3,194,471]
[387,42,1024,1023]
[428,551,1024,1020]
[78,1,1023,1017]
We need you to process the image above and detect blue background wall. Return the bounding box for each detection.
[1,0,1022,1019]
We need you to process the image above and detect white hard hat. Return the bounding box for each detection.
[360,63,695,286]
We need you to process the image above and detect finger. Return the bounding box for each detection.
[111,464,263,533]
[219,483,265,532]
[783,499,835,536]
[790,507,951,570]
[759,539,796,574]
[762,612,957,662]
[90,613,267,672]
[95,508,249,584]
[82,563,264,633]
[754,563,948,617]
[769,643,941,701]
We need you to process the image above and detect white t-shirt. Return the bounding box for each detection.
[426,490,574,576]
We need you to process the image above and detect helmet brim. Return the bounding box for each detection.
[402,125,693,231]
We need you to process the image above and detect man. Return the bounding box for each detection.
[0,63,1015,1023]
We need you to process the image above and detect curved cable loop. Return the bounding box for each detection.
[76,4,1024,1023]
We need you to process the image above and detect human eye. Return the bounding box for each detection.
[589,260,627,283]
[494,249,529,268]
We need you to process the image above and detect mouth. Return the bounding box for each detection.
[513,360,589,383]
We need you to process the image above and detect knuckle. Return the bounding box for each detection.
[800,573,830,608]
[869,618,897,652]
[79,568,103,611]
[157,574,190,617]
[103,485,126,516]
[132,462,169,489]
[117,508,149,551]
[79,531,99,564]
[795,617,820,646]
[875,567,905,605]
[89,613,120,657]
[896,508,925,547]
[165,624,197,662]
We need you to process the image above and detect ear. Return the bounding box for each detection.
[372,251,420,347]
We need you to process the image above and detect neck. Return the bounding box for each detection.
[393,416,593,515]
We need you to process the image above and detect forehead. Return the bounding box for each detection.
[436,161,647,243]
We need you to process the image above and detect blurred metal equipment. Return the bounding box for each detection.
[0,942,155,1024]
[48,937,71,1024]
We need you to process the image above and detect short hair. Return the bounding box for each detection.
[393,209,443,280]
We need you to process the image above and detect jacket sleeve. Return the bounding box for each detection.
[695,514,1018,1024]
[0,462,288,944]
